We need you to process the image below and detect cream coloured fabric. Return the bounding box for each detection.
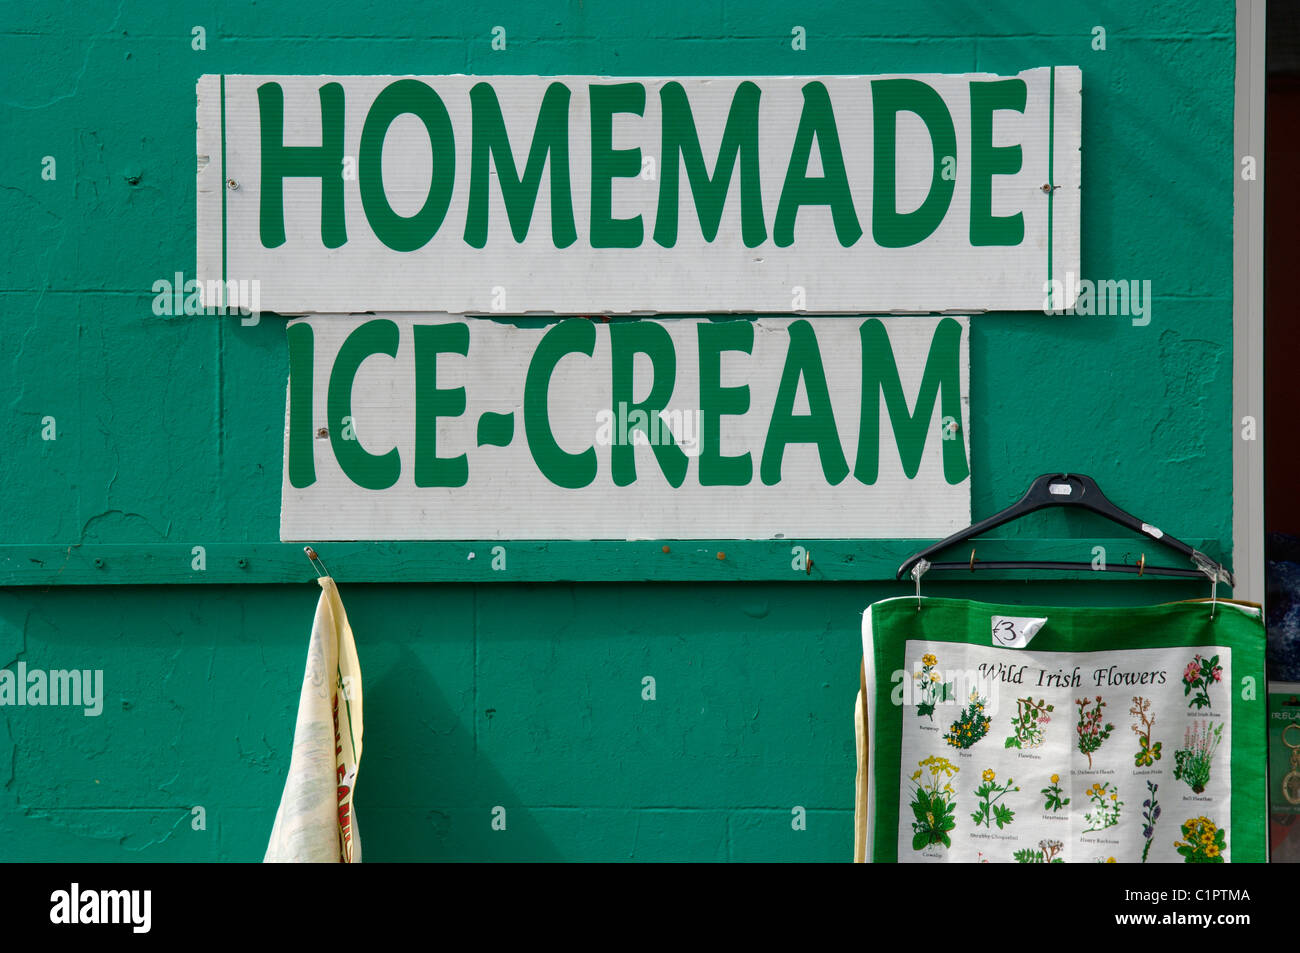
[265,577,364,863]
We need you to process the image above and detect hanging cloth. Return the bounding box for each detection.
[854,596,1266,863]
[265,576,364,863]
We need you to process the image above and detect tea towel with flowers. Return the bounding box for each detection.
[856,597,1267,863]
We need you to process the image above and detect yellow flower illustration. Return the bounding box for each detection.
[1206,844,1220,858]
[1050,774,1060,785]
[1105,857,1116,863]
[982,769,995,782]
[922,654,937,667]
[930,673,940,682]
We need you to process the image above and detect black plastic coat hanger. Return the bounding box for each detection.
[896,473,1234,594]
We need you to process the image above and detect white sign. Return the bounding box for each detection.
[279,315,970,540]
[199,71,1080,315]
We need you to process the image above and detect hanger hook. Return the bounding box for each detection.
[912,559,930,611]
[1190,551,1223,620]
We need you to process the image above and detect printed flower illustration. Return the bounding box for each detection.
[1173,720,1223,794]
[1174,816,1227,863]
[1041,773,1070,813]
[1013,839,1064,863]
[1182,654,1223,710]
[914,653,952,720]
[1140,780,1161,863]
[1075,696,1115,768]
[1129,696,1162,767]
[944,691,992,749]
[970,768,1018,829]
[1005,696,1053,749]
[1083,781,1123,832]
[907,756,960,850]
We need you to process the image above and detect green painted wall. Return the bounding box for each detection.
[0,1,1237,861]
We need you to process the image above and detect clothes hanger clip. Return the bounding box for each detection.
[912,559,930,611]
[1190,551,1228,619]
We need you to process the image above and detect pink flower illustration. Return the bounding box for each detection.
[1183,654,1223,710]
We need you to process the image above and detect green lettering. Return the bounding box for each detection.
[286,321,316,488]
[413,323,469,487]
[698,321,753,486]
[524,319,597,488]
[761,320,848,485]
[969,79,1026,246]
[465,82,576,248]
[258,82,346,249]
[359,79,455,252]
[871,79,956,248]
[855,317,968,484]
[774,82,861,248]
[655,81,766,247]
[610,322,687,487]
[589,83,646,248]
[327,319,401,490]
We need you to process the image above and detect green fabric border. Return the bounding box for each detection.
[867,596,1266,863]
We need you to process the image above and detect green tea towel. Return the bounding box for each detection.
[855,597,1266,863]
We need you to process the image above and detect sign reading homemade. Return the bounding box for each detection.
[199,71,1079,315]
[279,315,970,540]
